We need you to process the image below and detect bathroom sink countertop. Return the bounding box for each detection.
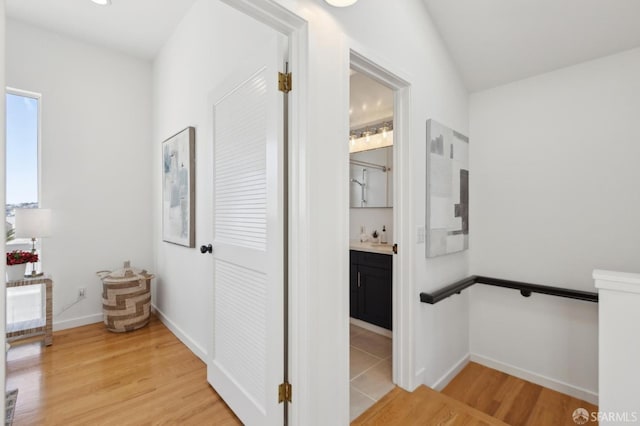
[350,240,394,255]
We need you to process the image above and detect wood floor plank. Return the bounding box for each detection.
[501,381,542,425]
[491,375,526,420]
[358,362,599,426]
[7,315,241,426]
[442,362,598,426]
[352,385,508,425]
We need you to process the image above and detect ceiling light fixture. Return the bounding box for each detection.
[91,0,112,6]
[324,0,358,7]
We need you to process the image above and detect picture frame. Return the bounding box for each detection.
[162,127,195,247]
[426,119,469,257]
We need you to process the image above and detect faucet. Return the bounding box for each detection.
[350,178,364,187]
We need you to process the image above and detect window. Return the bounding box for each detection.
[6,89,42,329]
[6,90,39,217]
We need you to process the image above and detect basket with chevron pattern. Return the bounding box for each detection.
[97,261,154,332]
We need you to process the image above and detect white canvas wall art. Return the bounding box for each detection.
[162,127,195,247]
[426,119,469,257]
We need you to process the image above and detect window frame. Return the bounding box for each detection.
[6,87,42,211]
[5,88,45,326]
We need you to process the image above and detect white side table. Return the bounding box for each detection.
[6,275,53,346]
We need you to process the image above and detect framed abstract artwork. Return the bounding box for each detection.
[162,127,195,247]
[426,119,469,257]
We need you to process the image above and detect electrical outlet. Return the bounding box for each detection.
[417,226,425,244]
[79,288,86,298]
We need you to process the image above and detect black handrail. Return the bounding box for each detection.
[419,275,598,304]
[419,276,477,304]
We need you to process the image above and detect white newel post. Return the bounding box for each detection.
[594,269,640,422]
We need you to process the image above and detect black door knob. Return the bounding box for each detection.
[200,244,213,254]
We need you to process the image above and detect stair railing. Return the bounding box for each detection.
[419,275,598,304]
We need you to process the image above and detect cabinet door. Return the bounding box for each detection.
[350,252,359,318]
[357,264,392,330]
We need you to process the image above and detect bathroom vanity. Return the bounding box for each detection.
[349,243,392,330]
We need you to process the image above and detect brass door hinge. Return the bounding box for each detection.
[278,72,292,93]
[278,382,292,403]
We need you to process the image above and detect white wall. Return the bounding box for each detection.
[303,0,471,391]
[468,286,598,402]
[349,208,393,242]
[0,2,6,422]
[153,0,470,423]
[151,0,275,359]
[470,47,640,402]
[316,0,471,390]
[595,270,640,420]
[6,19,153,330]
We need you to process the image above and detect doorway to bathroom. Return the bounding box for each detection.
[348,66,396,421]
[347,49,412,422]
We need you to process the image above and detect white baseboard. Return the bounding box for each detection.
[471,353,598,405]
[152,305,207,363]
[431,353,470,391]
[413,367,426,391]
[349,317,392,338]
[53,313,103,331]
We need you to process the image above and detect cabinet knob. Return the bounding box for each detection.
[200,244,213,254]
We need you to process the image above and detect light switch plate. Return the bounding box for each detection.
[417,226,425,244]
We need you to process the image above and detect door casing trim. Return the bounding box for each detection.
[349,43,415,392]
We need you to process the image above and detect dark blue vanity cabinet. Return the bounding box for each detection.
[350,250,392,330]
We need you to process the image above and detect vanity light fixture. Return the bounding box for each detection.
[91,0,112,5]
[325,0,359,7]
[349,120,394,153]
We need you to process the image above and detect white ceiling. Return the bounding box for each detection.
[6,0,197,60]
[423,0,640,92]
[8,1,640,90]
[350,71,394,129]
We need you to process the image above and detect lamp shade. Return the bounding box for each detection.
[15,208,52,238]
[325,0,358,6]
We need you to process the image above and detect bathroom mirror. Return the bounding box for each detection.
[349,146,393,208]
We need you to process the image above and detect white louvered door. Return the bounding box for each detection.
[207,34,286,426]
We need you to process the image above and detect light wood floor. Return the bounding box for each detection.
[353,362,599,425]
[7,315,241,425]
[442,362,598,426]
[8,319,599,426]
[352,385,508,425]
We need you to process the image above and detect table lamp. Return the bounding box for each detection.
[15,208,52,277]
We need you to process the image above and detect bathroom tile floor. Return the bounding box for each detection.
[349,324,394,421]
